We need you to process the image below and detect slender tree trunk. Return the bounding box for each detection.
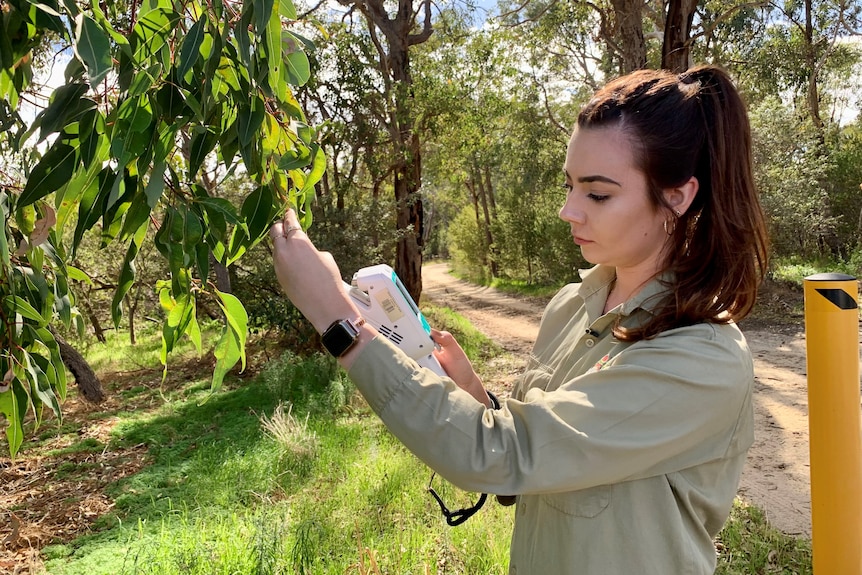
[483,165,497,220]
[610,0,647,72]
[466,178,481,227]
[804,0,824,134]
[80,295,106,343]
[474,165,496,278]
[662,0,698,72]
[482,164,498,276]
[126,294,137,345]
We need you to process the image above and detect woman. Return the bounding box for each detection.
[270,65,769,574]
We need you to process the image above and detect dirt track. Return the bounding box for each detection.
[421,262,828,538]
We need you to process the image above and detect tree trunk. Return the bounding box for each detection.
[662,0,698,72]
[52,329,105,403]
[389,35,424,302]
[126,294,137,345]
[482,164,498,276]
[475,165,496,278]
[610,0,647,72]
[804,0,824,135]
[483,165,497,220]
[80,295,106,343]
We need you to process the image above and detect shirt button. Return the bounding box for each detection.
[585,338,595,348]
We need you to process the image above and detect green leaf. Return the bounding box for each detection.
[116,95,154,134]
[283,48,310,86]
[278,142,312,171]
[112,241,139,327]
[211,289,248,391]
[182,207,203,250]
[6,295,47,326]
[53,272,72,327]
[133,7,180,61]
[145,161,166,208]
[195,241,209,285]
[177,18,206,79]
[298,145,326,196]
[66,265,93,284]
[92,0,131,55]
[38,83,89,141]
[237,97,265,147]
[0,386,24,457]
[74,14,113,85]
[72,168,112,255]
[23,348,61,424]
[254,0,275,38]
[241,185,274,242]
[196,196,240,225]
[188,128,219,179]
[19,143,78,207]
[119,193,152,242]
[266,8,283,97]
[128,64,162,98]
[278,0,296,20]
[0,192,10,269]
[235,9,253,67]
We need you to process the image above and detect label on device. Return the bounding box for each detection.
[375,288,404,323]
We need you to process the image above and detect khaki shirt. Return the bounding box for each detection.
[348,265,754,575]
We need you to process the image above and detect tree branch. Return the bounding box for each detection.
[692,1,770,45]
[408,0,434,46]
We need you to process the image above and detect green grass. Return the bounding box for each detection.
[28,305,813,575]
[420,304,502,365]
[447,265,563,300]
[715,500,812,574]
[771,255,860,286]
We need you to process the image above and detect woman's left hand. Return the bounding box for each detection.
[269,209,360,334]
[431,329,490,406]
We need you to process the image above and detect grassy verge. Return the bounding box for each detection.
[715,500,812,574]
[4,307,812,574]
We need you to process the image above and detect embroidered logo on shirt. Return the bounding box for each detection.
[592,354,611,371]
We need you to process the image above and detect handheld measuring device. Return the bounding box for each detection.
[344,264,446,377]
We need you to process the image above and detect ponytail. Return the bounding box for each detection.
[578,65,769,340]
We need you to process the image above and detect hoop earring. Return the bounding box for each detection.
[663,209,681,236]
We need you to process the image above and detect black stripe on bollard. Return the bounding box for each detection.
[814,288,859,310]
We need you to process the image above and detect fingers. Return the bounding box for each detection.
[269,209,304,242]
[431,329,454,346]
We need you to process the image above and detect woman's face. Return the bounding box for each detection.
[559,125,671,276]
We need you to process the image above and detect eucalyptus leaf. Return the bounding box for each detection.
[74,14,113,85]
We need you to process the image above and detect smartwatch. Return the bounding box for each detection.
[321,317,365,357]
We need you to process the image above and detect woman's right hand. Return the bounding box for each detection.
[431,329,491,407]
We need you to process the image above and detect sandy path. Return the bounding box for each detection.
[420,262,841,538]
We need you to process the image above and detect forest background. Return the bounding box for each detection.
[1,0,860,571]
[1,0,862,525]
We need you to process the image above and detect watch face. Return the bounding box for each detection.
[321,319,360,357]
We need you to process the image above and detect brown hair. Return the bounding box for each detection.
[577,65,769,341]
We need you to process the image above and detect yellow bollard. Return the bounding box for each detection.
[804,273,861,574]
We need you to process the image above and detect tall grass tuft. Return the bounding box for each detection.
[260,401,318,459]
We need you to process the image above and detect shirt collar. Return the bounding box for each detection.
[578,265,671,317]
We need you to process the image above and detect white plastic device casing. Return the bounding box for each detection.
[344,264,446,377]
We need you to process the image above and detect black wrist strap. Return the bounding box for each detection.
[427,390,502,526]
[428,472,489,527]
